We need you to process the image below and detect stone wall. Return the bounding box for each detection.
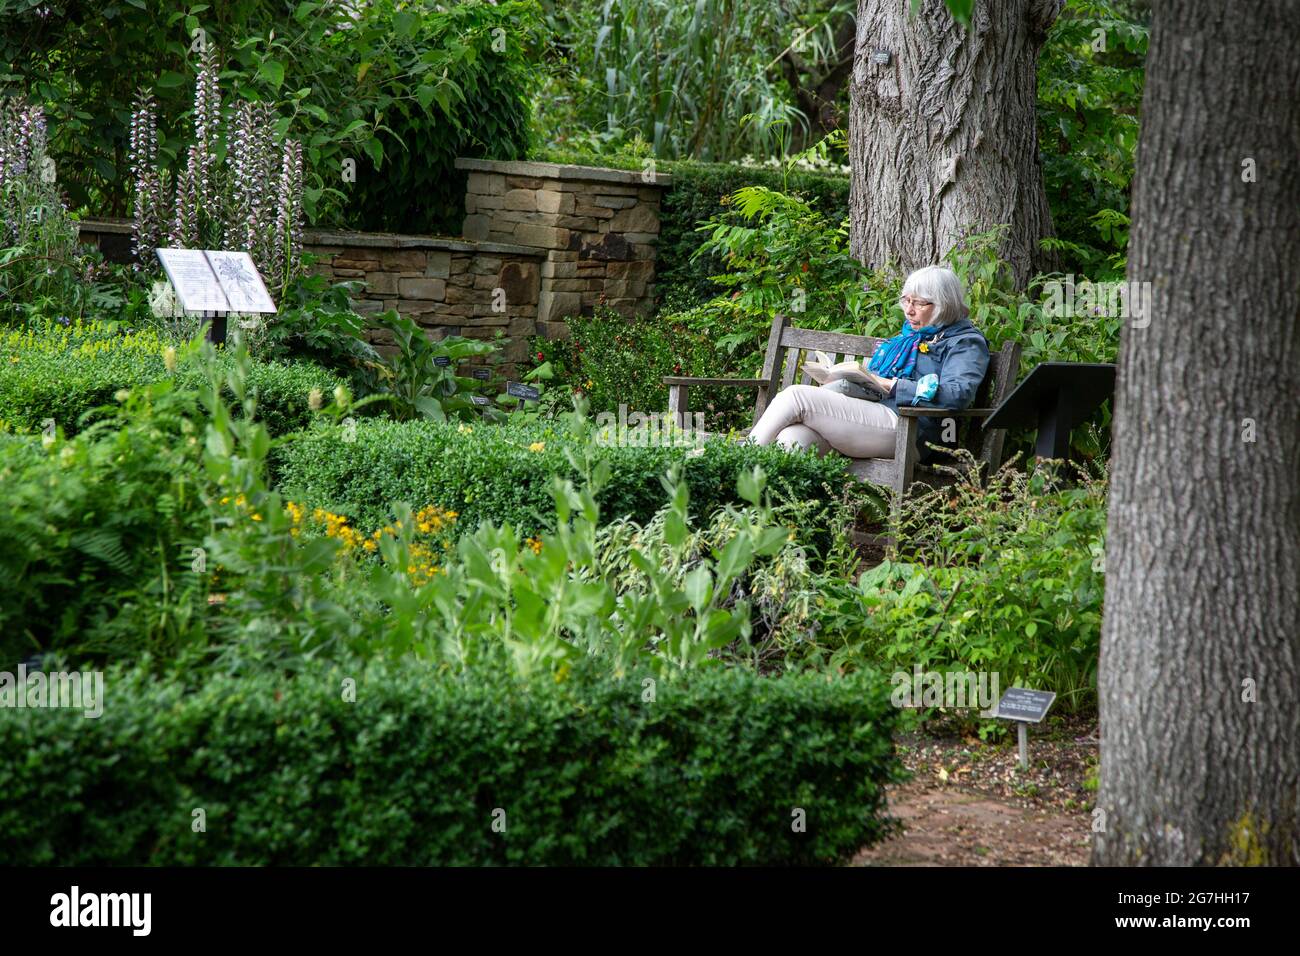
[304,232,543,370]
[456,158,670,332]
[73,156,671,378]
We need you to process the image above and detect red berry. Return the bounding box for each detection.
[536,352,544,361]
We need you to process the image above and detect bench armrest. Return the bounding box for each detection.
[662,377,768,388]
[894,406,997,418]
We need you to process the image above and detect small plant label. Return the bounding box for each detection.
[433,356,451,367]
[471,367,492,381]
[506,381,540,402]
[993,688,1057,770]
[470,395,492,406]
[994,688,1056,723]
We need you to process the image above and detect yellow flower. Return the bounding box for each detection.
[163,345,177,372]
[919,343,929,353]
[528,441,545,453]
[251,513,262,522]
[585,379,593,389]
[457,424,473,435]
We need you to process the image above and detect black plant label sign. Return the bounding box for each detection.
[471,367,491,381]
[433,356,451,367]
[506,381,540,401]
[470,395,492,406]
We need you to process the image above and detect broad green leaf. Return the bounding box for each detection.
[684,566,713,614]
[258,59,285,90]
[715,534,753,583]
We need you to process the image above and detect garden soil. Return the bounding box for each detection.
[854,714,1098,866]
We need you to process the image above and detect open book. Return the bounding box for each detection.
[801,350,884,394]
[155,248,277,314]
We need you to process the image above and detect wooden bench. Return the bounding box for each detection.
[664,313,1021,511]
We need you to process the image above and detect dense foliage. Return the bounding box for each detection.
[0,0,1131,864]
[533,0,855,162]
[720,455,1109,716]
[272,413,853,539]
[0,658,902,865]
[532,307,754,430]
[1,0,541,231]
[0,376,209,663]
[1037,0,1148,277]
[0,319,340,437]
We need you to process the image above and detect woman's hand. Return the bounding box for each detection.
[863,370,896,394]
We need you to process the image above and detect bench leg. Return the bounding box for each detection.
[884,416,920,551]
[667,384,689,429]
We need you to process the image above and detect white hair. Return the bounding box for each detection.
[901,266,969,326]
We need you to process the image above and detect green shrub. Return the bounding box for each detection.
[655,161,852,310]
[0,320,341,437]
[1037,1,1147,277]
[271,415,852,538]
[1,0,539,230]
[0,659,902,865]
[0,378,211,666]
[802,459,1108,714]
[533,148,850,310]
[533,307,754,433]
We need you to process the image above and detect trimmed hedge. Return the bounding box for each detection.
[271,417,852,536]
[0,322,341,437]
[0,660,902,865]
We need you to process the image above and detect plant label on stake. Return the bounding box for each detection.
[990,688,1057,769]
[506,381,540,402]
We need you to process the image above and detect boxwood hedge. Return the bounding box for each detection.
[0,660,902,865]
[0,321,340,438]
[271,417,853,536]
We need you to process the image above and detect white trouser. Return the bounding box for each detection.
[748,383,899,459]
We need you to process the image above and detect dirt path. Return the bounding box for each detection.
[854,715,1098,866]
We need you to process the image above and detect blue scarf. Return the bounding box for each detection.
[867,321,944,378]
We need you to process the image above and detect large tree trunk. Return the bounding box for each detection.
[1094,0,1300,866]
[847,0,1063,287]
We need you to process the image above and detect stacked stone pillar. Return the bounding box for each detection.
[455,158,670,340]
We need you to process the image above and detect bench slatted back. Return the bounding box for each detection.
[753,314,1022,468]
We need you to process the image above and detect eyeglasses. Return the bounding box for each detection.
[898,296,934,309]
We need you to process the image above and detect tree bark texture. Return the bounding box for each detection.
[848,0,1063,287]
[1094,0,1300,865]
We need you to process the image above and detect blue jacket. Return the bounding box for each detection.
[880,318,990,463]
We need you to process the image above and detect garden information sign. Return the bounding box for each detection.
[156,249,277,314]
[993,688,1057,769]
[155,248,277,343]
